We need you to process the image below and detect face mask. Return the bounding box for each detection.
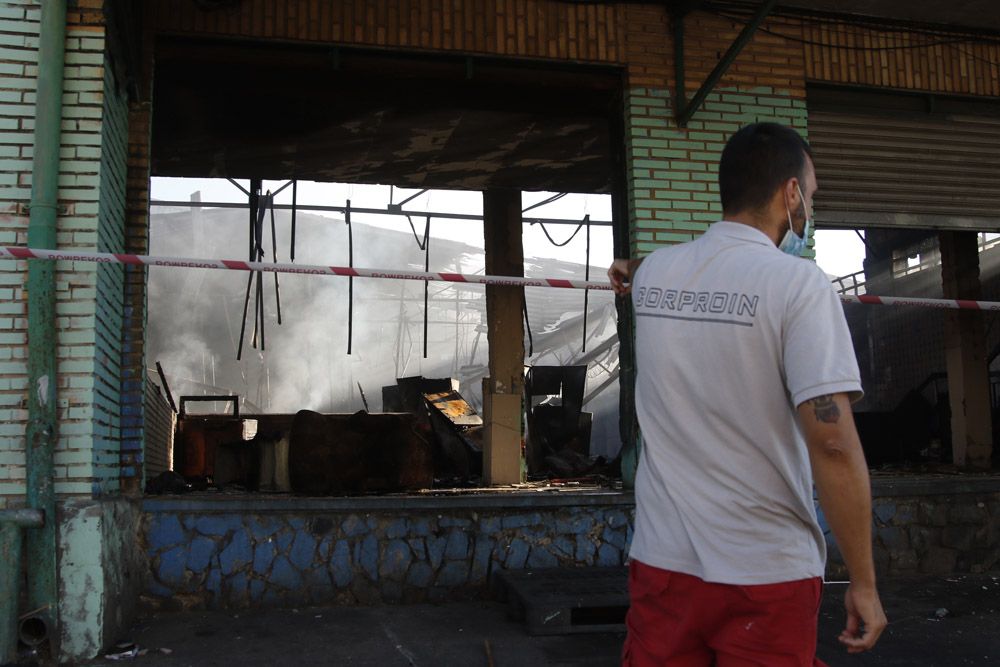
[777,184,813,257]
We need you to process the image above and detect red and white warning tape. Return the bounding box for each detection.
[0,246,612,291]
[2,246,999,310]
[838,294,1000,311]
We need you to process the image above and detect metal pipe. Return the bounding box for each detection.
[0,508,43,663]
[0,509,44,527]
[346,200,354,355]
[1,522,23,663]
[24,0,66,657]
[19,616,48,647]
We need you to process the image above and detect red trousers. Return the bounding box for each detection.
[623,559,828,667]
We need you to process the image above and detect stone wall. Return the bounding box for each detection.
[142,494,634,610]
[144,480,1000,611]
[823,476,1000,578]
[143,479,1000,612]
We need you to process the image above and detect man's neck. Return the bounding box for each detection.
[723,210,781,247]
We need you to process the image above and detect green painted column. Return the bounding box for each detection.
[25,0,67,655]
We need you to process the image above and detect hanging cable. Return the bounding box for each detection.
[402,214,433,357]
[704,1,1000,44]
[523,299,533,358]
[406,214,430,251]
[237,179,262,361]
[252,192,269,352]
[582,214,591,354]
[268,191,282,325]
[290,180,297,262]
[703,3,1000,52]
[423,216,431,359]
[532,220,586,247]
[347,199,354,355]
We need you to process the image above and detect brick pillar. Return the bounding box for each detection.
[939,230,992,469]
[120,20,155,489]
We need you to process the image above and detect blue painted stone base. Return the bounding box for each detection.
[143,496,635,609]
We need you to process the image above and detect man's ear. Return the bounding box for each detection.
[784,177,800,209]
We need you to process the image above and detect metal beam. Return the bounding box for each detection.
[675,0,778,127]
[148,200,613,227]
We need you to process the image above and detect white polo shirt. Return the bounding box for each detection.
[628,221,862,585]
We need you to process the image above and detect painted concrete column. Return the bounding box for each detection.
[482,190,525,485]
[939,230,992,469]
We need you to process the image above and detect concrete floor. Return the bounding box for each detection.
[70,574,999,667]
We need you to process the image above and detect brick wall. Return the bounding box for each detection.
[120,11,155,492]
[0,1,35,503]
[93,52,128,494]
[622,8,809,257]
[0,0,126,503]
[803,20,1000,97]
[148,0,627,63]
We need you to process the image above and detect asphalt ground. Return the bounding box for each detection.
[70,573,999,667]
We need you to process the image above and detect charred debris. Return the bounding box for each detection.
[148,370,618,496]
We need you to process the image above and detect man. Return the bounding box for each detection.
[609,122,886,666]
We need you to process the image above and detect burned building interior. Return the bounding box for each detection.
[144,38,633,495]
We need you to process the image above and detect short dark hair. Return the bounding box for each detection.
[718,122,812,215]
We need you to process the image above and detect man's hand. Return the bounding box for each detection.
[608,258,639,296]
[839,582,887,653]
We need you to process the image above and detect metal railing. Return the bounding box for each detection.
[831,233,1000,296]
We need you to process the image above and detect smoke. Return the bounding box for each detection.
[146,194,623,457]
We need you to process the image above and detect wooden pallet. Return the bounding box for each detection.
[496,567,629,636]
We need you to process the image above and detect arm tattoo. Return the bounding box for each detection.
[808,394,841,424]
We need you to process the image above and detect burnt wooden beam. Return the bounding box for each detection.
[482,189,525,485]
[940,230,993,469]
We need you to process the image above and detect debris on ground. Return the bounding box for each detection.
[104,643,143,661]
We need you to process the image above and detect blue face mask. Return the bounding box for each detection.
[778,184,812,257]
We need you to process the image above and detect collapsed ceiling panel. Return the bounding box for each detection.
[152,40,622,193]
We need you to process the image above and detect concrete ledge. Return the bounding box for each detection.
[142,490,636,513]
[870,474,1000,497]
[140,473,1000,512]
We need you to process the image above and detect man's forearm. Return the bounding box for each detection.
[811,438,875,585]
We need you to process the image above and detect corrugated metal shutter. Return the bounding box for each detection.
[808,91,1000,231]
